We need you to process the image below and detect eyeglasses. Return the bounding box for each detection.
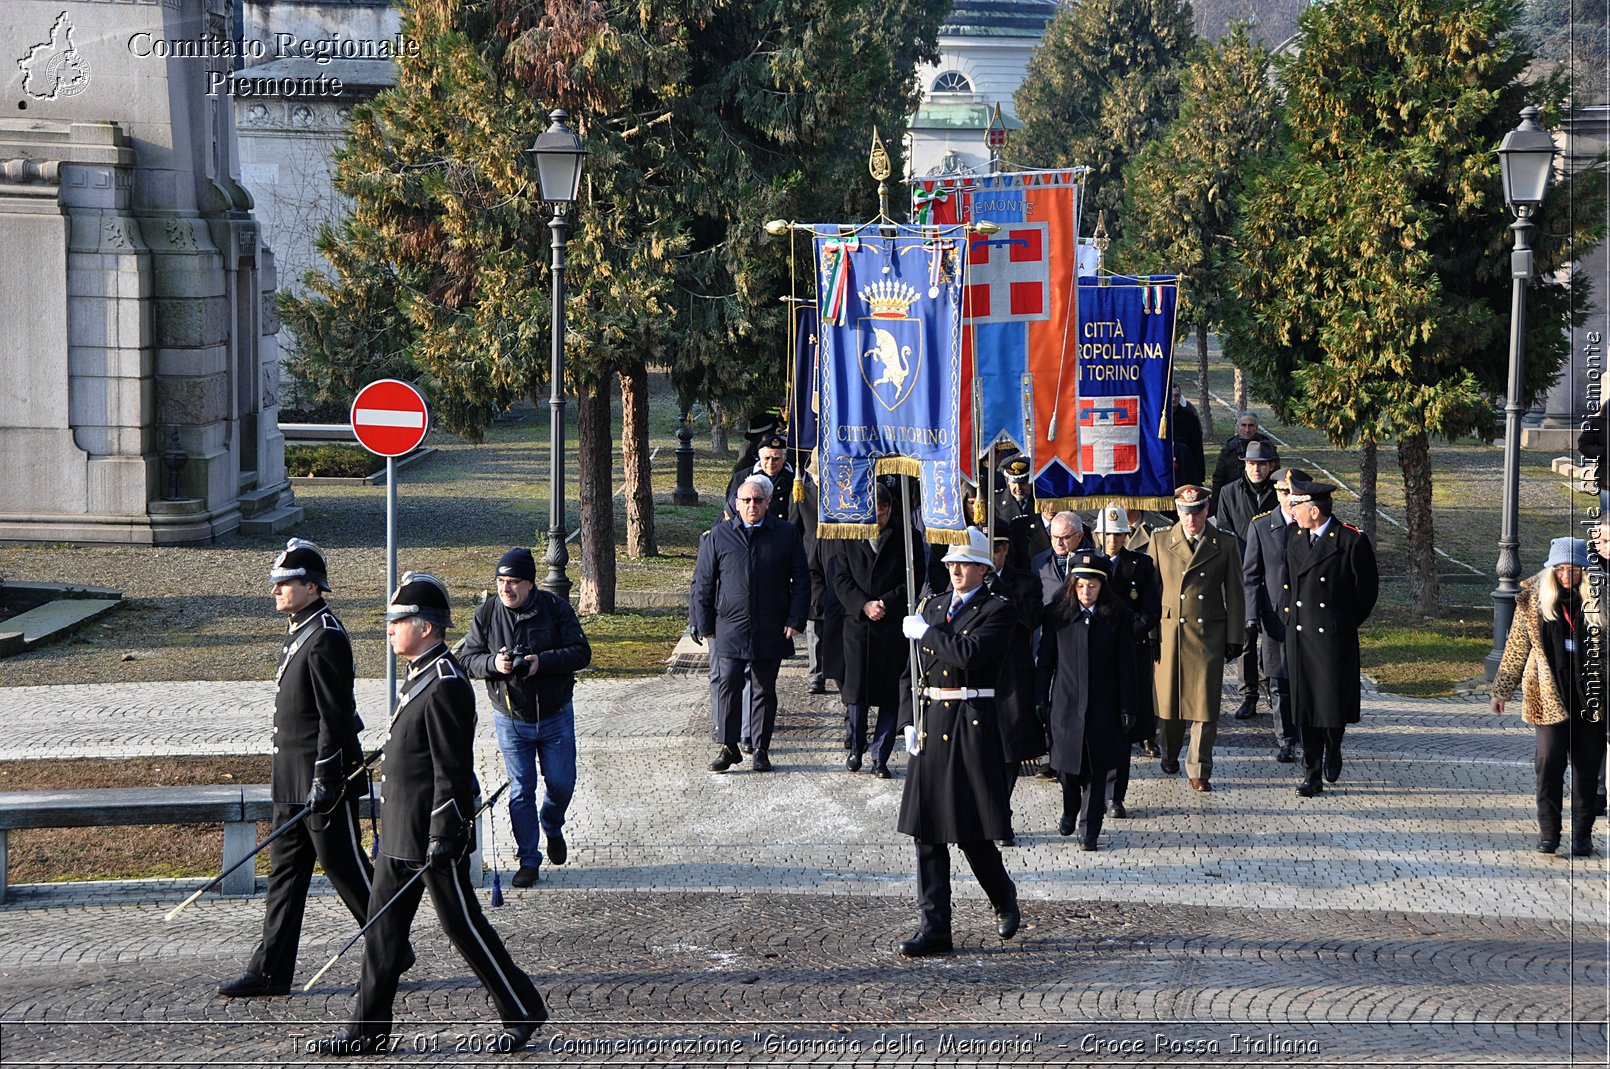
[737,496,767,503]
[1050,533,1076,543]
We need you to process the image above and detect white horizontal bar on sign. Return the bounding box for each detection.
[352,409,425,429]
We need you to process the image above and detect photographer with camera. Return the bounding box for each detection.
[462,548,592,888]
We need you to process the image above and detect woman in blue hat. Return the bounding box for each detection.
[1491,537,1604,856]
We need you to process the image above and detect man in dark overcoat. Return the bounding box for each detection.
[1215,440,1280,720]
[1209,411,1276,514]
[986,522,1049,844]
[794,464,845,696]
[318,573,545,1056]
[894,528,1019,957]
[832,483,921,777]
[1032,511,1089,606]
[1242,467,1307,763]
[1171,383,1206,489]
[220,539,377,999]
[692,473,810,773]
[1154,485,1246,791]
[1284,479,1379,797]
[1092,506,1160,817]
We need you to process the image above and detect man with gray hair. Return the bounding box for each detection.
[692,473,810,772]
[1031,510,1089,606]
[1210,411,1275,513]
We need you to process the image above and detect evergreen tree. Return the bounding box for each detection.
[1012,0,1196,242]
[1222,0,1605,615]
[1117,22,1279,435]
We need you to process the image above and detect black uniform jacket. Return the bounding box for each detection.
[896,590,1014,843]
[691,515,810,661]
[1036,601,1137,776]
[1285,520,1379,727]
[1242,508,1295,677]
[832,521,922,709]
[983,563,1048,762]
[379,644,479,864]
[1209,431,1276,511]
[1215,477,1278,546]
[272,599,363,805]
[461,589,592,721]
[1172,401,1206,487]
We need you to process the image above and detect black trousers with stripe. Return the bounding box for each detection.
[248,796,373,986]
[350,854,544,1036]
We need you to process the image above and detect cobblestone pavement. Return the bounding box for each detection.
[0,672,1606,1065]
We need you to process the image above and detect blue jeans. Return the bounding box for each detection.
[493,704,577,869]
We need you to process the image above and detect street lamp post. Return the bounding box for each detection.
[526,109,587,600]
[673,403,699,506]
[1485,105,1558,680]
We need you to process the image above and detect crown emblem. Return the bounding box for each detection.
[861,280,919,319]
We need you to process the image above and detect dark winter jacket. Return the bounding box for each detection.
[461,589,592,721]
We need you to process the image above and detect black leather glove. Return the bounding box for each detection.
[306,778,340,815]
[1245,620,1260,639]
[426,836,464,871]
[686,623,703,646]
[1224,642,1245,661]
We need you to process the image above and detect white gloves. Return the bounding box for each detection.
[902,614,929,641]
[904,725,922,755]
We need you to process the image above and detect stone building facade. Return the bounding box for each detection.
[2,0,298,544]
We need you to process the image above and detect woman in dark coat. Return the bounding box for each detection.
[985,521,1049,846]
[1037,549,1138,851]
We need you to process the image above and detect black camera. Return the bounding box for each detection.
[501,644,532,675]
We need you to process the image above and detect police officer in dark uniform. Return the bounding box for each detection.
[1091,506,1161,818]
[318,573,545,1056]
[1243,467,1308,763]
[725,433,795,521]
[219,539,379,999]
[895,527,1020,957]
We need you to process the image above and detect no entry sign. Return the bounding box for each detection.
[350,379,429,457]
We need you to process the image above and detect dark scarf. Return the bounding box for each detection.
[1541,588,1588,717]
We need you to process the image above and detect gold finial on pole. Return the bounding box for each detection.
[986,103,1008,173]
[869,127,893,224]
[1092,210,1110,277]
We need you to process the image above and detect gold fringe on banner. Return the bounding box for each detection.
[1036,495,1177,513]
[817,522,880,541]
[874,456,922,478]
[793,479,805,503]
[925,526,971,546]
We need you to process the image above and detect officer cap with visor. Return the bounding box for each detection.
[386,571,453,629]
[269,538,330,592]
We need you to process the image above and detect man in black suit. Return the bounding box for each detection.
[693,473,810,773]
[1092,506,1161,815]
[1284,480,1380,797]
[1243,467,1307,763]
[894,527,1020,957]
[219,539,377,999]
[318,573,545,1056]
[1031,511,1089,607]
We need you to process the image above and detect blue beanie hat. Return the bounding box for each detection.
[1544,537,1589,570]
[496,547,537,583]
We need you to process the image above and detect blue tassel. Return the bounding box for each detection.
[490,870,504,908]
[486,800,504,908]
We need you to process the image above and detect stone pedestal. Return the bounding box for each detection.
[0,0,300,544]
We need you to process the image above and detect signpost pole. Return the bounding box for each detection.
[385,456,397,706]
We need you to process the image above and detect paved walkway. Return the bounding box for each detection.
[0,671,1605,1065]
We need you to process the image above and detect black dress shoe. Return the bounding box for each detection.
[752,749,773,772]
[546,830,567,866]
[1572,838,1594,857]
[1296,780,1322,798]
[1276,743,1297,763]
[741,737,754,754]
[1080,837,1098,852]
[511,865,541,888]
[217,970,289,998]
[1107,800,1127,819]
[709,744,742,772]
[898,931,953,957]
[497,1021,540,1054]
[1160,758,1181,775]
[808,680,827,695]
[1058,815,1076,837]
[847,752,863,772]
[996,900,1020,939]
[315,1031,388,1057]
[1232,697,1257,720]
[1324,750,1342,783]
[1538,837,1559,855]
[1139,740,1161,758]
[872,762,892,779]
[996,834,1016,847]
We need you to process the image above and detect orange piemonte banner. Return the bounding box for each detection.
[911,170,1082,484]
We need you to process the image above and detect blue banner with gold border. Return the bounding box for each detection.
[814,228,967,542]
[1032,275,1178,509]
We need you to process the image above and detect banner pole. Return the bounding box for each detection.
[900,476,923,748]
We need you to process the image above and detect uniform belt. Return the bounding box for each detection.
[924,687,995,700]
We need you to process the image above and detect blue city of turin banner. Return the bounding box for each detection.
[1033,275,1179,509]
[813,227,967,542]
